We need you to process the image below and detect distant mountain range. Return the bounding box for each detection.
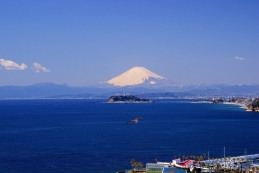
[1,66,259,99]
[0,82,259,99]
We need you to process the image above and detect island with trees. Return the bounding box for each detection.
[107,95,152,103]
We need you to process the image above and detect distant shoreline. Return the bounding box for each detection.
[223,102,248,109]
[191,100,249,110]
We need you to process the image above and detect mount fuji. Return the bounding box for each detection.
[104,66,169,87]
[0,65,258,98]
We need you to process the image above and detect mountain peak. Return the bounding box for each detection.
[106,66,166,87]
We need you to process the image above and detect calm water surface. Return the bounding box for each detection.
[0,99,258,173]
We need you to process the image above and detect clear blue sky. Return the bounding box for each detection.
[1,0,258,86]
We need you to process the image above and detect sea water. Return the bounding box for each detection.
[0,99,258,173]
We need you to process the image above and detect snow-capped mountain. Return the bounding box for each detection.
[105,66,167,87]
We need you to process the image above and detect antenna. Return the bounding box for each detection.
[244,149,247,155]
[224,146,225,158]
[224,146,226,172]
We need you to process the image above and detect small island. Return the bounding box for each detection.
[107,95,152,103]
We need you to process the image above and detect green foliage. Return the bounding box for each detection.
[251,98,259,107]
[255,99,259,107]
[130,158,143,172]
[250,98,259,109]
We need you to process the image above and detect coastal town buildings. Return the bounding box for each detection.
[121,154,259,173]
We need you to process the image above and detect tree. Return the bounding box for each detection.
[203,153,207,160]
[251,166,256,173]
[214,162,221,172]
[228,156,231,171]
[200,162,205,168]
[238,158,244,173]
[131,158,137,171]
[193,166,197,173]
[199,155,204,161]
[182,155,186,160]
[130,159,143,173]
[136,161,143,169]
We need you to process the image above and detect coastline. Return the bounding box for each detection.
[223,102,248,109]
[191,101,248,110]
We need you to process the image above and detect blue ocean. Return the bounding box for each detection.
[0,99,258,173]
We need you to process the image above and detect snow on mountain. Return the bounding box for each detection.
[106,66,167,87]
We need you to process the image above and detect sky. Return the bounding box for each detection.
[1,0,259,86]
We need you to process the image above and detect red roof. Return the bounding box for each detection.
[179,160,193,167]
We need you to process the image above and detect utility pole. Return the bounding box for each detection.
[224,146,226,173]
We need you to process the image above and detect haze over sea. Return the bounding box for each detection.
[0,99,259,173]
